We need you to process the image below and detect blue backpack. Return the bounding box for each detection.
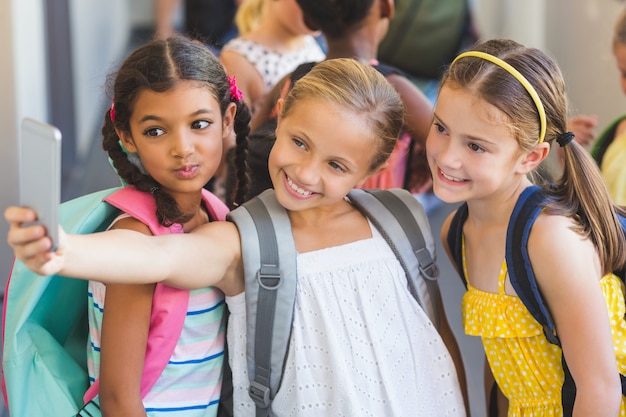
[1,186,229,417]
[2,188,121,417]
[446,185,626,415]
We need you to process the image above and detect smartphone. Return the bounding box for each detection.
[19,118,62,251]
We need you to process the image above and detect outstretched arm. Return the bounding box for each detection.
[5,206,243,294]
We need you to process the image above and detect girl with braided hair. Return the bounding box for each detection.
[83,34,250,416]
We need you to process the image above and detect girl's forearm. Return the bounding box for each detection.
[63,230,170,284]
[571,370,621,417]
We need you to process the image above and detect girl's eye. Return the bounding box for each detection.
[293,138,306,149]
[434,122,447,134]
[192,120,210,129]
[468,143,485,153]
[144,127,165,137]
[329,161,346,173]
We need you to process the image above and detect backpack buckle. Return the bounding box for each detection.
[257,265,281,290]
[419,262,439,280]
[249,380,271,408]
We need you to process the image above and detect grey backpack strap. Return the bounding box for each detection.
[348,188,441,327]
[227,190,297,417]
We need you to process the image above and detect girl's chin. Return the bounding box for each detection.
[432,183,466,203]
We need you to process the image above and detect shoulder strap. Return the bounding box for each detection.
[446,203,469,287]
[505,185,559,345]
[617,214,626,281]
[84,187,229,405]
[226,189,297,417]
[348,188,441,327]
[228,188,441,416]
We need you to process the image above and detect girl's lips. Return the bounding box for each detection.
[438,168,466,183]
[284,174,315,199]
[175,165,199,179]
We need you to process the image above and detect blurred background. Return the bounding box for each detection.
[0,0,625,415]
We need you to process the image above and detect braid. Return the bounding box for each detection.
[102,109,190,226]
[231,99,252,207]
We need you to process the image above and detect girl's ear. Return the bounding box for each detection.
[116,128,137,153]
[222,102,237,138]
[380,0,394,20]
[517,142,550,175]
[275,99,285,127]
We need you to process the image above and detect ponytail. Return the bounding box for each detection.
[546,139,626,274]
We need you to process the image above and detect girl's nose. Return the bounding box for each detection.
[435,138,461,169]
[293,157,320,185]
[172,131,194,159]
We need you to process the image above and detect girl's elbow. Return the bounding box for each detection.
[577,372,622,412]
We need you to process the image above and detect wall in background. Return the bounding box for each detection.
[473,0,626,132]
[0,0,131,289]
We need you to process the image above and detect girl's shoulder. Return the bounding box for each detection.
[529,211,597,271]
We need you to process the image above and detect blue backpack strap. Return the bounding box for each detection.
[348,188,441,326]
[505,185,559,345]
[617,214,626,281]
[226,189,297,417]
[446,203,469,287]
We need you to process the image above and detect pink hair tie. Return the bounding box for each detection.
[228,76,244,102]
[110,100,116,122]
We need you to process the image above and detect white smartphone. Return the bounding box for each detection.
[19,118,62,251]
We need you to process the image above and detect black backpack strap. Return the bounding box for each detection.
[505,185,559,345]
[348,188,441,327]
[446,203,469,287]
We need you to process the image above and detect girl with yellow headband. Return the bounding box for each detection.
[432,38,626,417]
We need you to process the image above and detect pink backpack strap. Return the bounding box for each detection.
[201,188,229,221]
[84,187,228,403]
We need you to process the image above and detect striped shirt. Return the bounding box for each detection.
[87,282,225,416]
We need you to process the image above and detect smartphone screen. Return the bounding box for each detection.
[19,118,61,251]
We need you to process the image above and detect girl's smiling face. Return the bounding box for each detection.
[426,85,529,204]
[268,97,379,212]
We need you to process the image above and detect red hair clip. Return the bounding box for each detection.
[228,76,244,102]
[110,100,116,122]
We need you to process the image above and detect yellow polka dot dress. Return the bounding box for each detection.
[462,255,626,416]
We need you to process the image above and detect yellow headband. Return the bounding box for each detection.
[451,51,547,143]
